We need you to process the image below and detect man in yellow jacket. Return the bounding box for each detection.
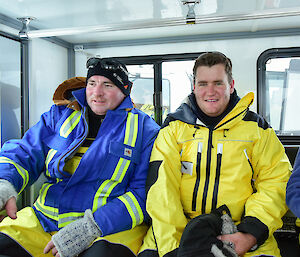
[138,52,291,257]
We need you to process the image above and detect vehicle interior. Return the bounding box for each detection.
[1,0,300,256]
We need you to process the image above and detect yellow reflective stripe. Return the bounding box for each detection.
[92,112,139,212]
[131,114,138,147]
[58,211,84,228]
[92,158,130,212]
[124,112,132,145]
[33,183,59,221]
[0,157,29,193]
[40,183,51,203]
[118,191,144,228]
[111,158,129,181]
[92,180,110,211]
[60,111,81,138]
[56,178,63,183]
[45,149,57,176]
[124,113,139,147]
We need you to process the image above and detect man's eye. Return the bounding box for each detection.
[199,83,207,87]
[216,82,223,86]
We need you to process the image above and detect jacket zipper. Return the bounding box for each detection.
[212,144,223,210]
[201,128,213,213]
[192,142,203,211]
[244,149,256,192]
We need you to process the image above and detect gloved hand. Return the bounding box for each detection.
[51,209,102,257]
[221,213,237,235]
[211,207,238,257]
[177,205,238,257]
[0,179,18,209]
[211,241,238,257]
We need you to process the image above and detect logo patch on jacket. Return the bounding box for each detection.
[124,147,132,157]
[181,161,193,175]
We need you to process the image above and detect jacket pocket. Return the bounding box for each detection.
[109,141,140,164]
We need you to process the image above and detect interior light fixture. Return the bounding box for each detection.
[17,16,36,39]
[181,0,201,24]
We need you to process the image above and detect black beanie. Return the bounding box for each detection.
[86,57,132,96]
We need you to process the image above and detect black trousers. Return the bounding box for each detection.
[0,233,136,257]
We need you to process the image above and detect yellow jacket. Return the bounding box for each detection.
[143,92,291,257]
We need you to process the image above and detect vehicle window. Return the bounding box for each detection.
[258,48,300,137]
[120,53,200,125]
[126,59,195,123]
[162,60,194,113]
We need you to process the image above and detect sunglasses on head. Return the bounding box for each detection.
[86,57,129,76]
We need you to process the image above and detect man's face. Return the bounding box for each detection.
[86,75,125,115]
[193,64,234,117]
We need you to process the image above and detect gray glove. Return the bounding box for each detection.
[211,213,238,257]
[52,209,102,257]
[0,179,18,210]
[221,213,237,235]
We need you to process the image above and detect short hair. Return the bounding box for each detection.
[193,52,233,84]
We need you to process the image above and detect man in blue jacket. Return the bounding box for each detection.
[0,57,160,257]
[287,151,300,218]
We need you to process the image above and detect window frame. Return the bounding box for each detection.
[257,47,300,145]
[116,53,201,125]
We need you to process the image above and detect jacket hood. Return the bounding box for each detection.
[53,77,86,111]
[165,92,254,129]
[165,94,199,126]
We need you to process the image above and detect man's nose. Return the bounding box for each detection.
[94,84,104,95]
[207,83,216,94]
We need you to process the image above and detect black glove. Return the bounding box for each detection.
[177,205,238,257]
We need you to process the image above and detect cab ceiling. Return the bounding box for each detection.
[0,0,300,45]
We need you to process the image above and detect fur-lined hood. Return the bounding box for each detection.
[52,77,86,111]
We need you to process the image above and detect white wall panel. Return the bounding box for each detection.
[0,36,21,146]
[29,38,68,126]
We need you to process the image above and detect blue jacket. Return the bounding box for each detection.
[287,150,300,217]
[0,87,160,235]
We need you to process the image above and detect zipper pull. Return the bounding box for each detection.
[223,129,229,137]
[193,125,200,138]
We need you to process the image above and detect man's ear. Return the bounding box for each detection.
[230,79,235,94]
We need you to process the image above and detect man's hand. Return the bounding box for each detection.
[218,232,257,256]
[44,240,60,257]
[43,209,101,257]
[0,197,17,221]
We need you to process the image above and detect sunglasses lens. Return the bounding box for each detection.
[86,58,129,76]
[86,57,101,69]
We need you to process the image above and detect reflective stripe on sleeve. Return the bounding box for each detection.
[58,211,84,228]
[33,183,59,221]
[118,191,144,228]
[60,111,81,138]
[0,156,29,193]
[45,149,57,177]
